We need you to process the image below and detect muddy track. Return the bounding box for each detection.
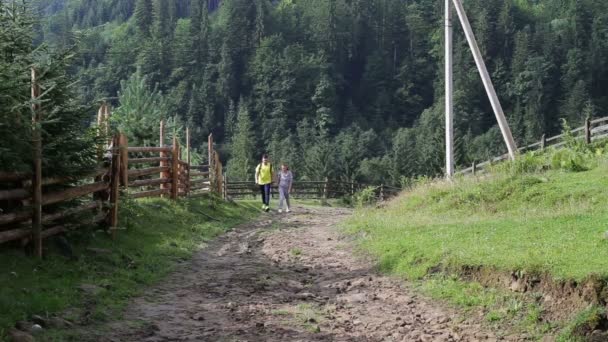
[88,206,523,342]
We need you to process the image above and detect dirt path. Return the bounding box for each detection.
[91,206,516,342]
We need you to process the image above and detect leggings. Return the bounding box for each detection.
[279,186,290,209]
[259,184,271,205]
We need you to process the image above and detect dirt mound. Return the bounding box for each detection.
[459,265,608,340]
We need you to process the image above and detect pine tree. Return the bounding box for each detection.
[190,0,210,74]
[134,0,153,38]
[226,101,256,181]
[224,100,237,141]
[112,69,170,146]
[0,1,98,176]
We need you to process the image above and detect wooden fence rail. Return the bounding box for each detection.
[457,116,608,176]
[0,105,224,254]
[224,179,400,201]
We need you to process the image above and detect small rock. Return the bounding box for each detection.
[474,331,488,339]
[340,293,367,304]
[296,292,315,300]
[8,328,34,342]
[48,317,73,328]
[420,334,434,342]
[436,316,450,324]
[509,280,526,293]
[191,313,205,321]
[15,321,30,332]
[30,324,43,335]
[287,280,304,291]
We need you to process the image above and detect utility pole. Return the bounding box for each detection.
[451,0,518,160]
[445,0,454,178]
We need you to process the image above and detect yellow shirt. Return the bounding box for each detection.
[256,163,273,185]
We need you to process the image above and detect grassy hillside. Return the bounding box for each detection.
[0,195,258,340]
[345,141,608,339]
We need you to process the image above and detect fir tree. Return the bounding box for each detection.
[226,100,256,181]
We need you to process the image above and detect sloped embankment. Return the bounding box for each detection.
[346,150,608,340]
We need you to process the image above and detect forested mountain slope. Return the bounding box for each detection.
[36,0,608,185]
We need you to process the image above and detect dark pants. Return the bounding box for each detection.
[259,184,271,206]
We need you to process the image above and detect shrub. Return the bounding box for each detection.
[354,186,377,207]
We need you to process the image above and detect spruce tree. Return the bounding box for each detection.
[226,101,256,181]
[134,0,153,38]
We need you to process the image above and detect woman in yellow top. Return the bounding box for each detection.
[255,154,274,212]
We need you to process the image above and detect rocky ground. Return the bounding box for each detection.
[68,206,531,342]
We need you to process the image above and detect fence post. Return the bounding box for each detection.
[472,161,477,176]
[380,184,385,201]
[171,137,180,200]
[31,68,43,258]
[540,134,546,150]
[323,177,329,201]
[223,172,227,199]
[186,128,190,196]
[214,152,222,195]
[208,134,214,192]
[160,120,168,196]
[585,118,591,144]
[109,134,121,239]
[119,133,128,187]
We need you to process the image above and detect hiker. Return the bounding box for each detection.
[278,164,293,213]
[255,154,274,212]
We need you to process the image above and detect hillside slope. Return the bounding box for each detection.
[346,142,608,340]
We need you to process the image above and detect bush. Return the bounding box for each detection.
[354,186,378,207]
[549,149,592,172]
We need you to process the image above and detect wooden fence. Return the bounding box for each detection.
[225,179,401,201]
[458,116,608,176]
[0,99,223,255]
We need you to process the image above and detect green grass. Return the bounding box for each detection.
[417,275,554,337]
[557,306,606,342]
[345,143,608,338]
[346,157,608,281]
[0,194,258,340]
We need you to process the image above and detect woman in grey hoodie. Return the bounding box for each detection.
[278,164,293,213]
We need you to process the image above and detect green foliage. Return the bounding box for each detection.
[111,69,170,146]
[226,100,256,181]
[346,148,608,282]
[354,186,377,208]
[346,148,608,338]
[557,306,606,342]
[34,0,608,184]
[0,2,98,176]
